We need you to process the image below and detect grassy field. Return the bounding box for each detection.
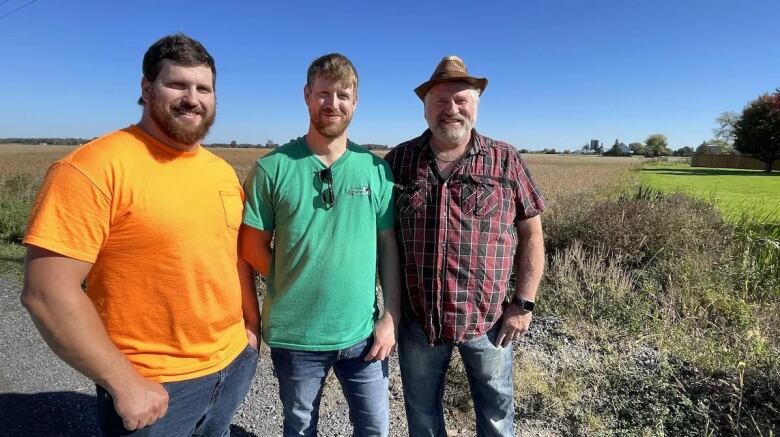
[2,144,778,435]
[0,144,643,280]
[0,144,641,279]
[640,163,780,223]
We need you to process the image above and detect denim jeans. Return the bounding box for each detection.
[270,336,389,437]
[398,319,515,437]
[96,344,258,437]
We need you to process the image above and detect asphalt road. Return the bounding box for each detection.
[0,275,410,437]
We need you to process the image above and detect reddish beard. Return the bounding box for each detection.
[148,92,216,145]
[310,110,351,138]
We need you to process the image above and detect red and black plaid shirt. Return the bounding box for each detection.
[385,129,545,345]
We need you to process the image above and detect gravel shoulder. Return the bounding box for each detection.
[0,275,552,436]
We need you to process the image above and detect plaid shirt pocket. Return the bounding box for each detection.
[395,180,427,217]
[461,175,501,218]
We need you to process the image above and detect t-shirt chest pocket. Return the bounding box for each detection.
[219,191,243,230]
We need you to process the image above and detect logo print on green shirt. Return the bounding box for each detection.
[346,186,371,196]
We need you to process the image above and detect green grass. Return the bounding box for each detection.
[0,242,24,281]
[640,163,780,223]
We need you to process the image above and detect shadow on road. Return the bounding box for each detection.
[0,392,259,436]
[0,391,97,436]
[229,424,259,436]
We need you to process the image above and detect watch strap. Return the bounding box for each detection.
[511,296,535,312]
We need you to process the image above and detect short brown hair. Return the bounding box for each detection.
[138,33,216,105]
[306,53,358,92]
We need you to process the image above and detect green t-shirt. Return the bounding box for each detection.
[243,137,396,351]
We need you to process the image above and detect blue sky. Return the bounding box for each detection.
[1,0,778,150]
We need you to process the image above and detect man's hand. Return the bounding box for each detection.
[246,327,260,350]
[365,313,397,361]
[110,376,169,431]
[495,303,533,348]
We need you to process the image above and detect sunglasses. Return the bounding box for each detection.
[317,167,335,208]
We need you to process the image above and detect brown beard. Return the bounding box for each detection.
[310,110,351,138]
[148,91,216,145]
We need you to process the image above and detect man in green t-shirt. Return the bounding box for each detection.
[240,53,400,436]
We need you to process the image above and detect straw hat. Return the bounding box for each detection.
[414,55,488,101]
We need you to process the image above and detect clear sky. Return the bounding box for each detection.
[1,0,778,150]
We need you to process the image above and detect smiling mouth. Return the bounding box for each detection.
[440,118,463,127]
[174,108,203,120]
[321,113,343,121]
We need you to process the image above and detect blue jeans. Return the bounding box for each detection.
[398,319,515,437]
[270,336,389,437]
[96,345,258,437]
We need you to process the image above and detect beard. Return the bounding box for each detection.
[148,92,215,146]
[310,108,351,138]
[427,113,475,145]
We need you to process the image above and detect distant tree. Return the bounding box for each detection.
[628,142,645,155]
[733,90,780,172]
[645,134,671,156]
[519,148,529,154]
[563,149,571,154]
[605,139,629,156]
[673,146,694,157]
[229,140,237,148]
[713,111,739,145]
[265,139,279,149]
[696,139,733,154]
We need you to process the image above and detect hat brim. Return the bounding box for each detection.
[414,76,488,101]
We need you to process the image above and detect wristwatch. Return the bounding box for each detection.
[511,296,535,312]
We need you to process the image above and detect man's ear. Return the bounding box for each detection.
[140,77,152,104]
[303,84,311,105]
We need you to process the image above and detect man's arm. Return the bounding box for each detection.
[21,245,168,431]
[496,215,545,347]
[239,224,273,277]
[365,228,401,361]
[237,254,261,349]
[238,225,272,349]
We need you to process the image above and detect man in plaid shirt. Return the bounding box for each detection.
[384,56,546,437]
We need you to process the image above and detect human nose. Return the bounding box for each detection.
[322,92,338,108]
[443,99,458,115]
[181,85,202,103]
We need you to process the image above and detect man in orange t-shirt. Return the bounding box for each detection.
[21,34,260,436]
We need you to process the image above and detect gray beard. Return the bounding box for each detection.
[428,118,473,145]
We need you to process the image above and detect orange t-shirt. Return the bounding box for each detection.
[24,125,248,382]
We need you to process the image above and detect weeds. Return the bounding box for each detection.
[536,186,779,435]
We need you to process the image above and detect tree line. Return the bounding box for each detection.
[0,138,94,145]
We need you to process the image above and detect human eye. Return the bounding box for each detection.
[197,85,214,94]
[165,81,186,90]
